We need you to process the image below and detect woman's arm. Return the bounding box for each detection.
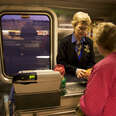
[80,66,110,116]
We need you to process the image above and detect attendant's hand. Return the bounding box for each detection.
[76,68,87,78]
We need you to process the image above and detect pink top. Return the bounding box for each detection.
[80,52,116,116]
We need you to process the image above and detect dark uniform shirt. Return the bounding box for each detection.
[57,33,95,82]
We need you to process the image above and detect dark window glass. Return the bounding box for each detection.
[1,14,51,76]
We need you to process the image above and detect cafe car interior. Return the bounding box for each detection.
[0,0,116,115]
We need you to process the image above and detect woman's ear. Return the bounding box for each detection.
[97,44,103,55]
[97,44,110,57]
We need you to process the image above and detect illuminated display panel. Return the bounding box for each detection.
[0,13,52,76]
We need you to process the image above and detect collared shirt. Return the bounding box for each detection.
[72,33,77,43]
[72,33,85,60]
[72,33,86,47]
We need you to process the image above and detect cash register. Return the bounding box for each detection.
[13,70,62,111]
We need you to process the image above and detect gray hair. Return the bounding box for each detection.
[96,22,116,52]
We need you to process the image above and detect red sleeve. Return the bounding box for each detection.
[80,66,110,116]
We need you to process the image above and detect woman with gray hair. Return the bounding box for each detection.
[57,11,95,82]
[80,22,116,116]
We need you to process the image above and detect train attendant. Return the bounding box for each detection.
[57,11,95,82]
[80,22,116,116]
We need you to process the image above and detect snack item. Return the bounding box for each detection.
[85,68,92,77]
[54,64,65,76]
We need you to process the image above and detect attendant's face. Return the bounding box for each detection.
[74,22,88,39]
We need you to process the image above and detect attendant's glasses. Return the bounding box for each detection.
[75,22,89,32]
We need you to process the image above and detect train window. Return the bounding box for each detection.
[0,12,57,77]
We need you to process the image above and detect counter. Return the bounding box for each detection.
[14,82,86,116]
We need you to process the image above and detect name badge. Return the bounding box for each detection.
[84,45,90,53]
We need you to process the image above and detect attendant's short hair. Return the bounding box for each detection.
[72,11,91,28]
[96,22,116,52]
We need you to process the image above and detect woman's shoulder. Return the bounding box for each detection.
[63,34,72,40]
[94,53,116,71]
[60,34,72,43]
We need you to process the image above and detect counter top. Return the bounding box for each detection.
[64,82,86,96]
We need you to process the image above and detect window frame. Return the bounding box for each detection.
[0,9,57,81]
